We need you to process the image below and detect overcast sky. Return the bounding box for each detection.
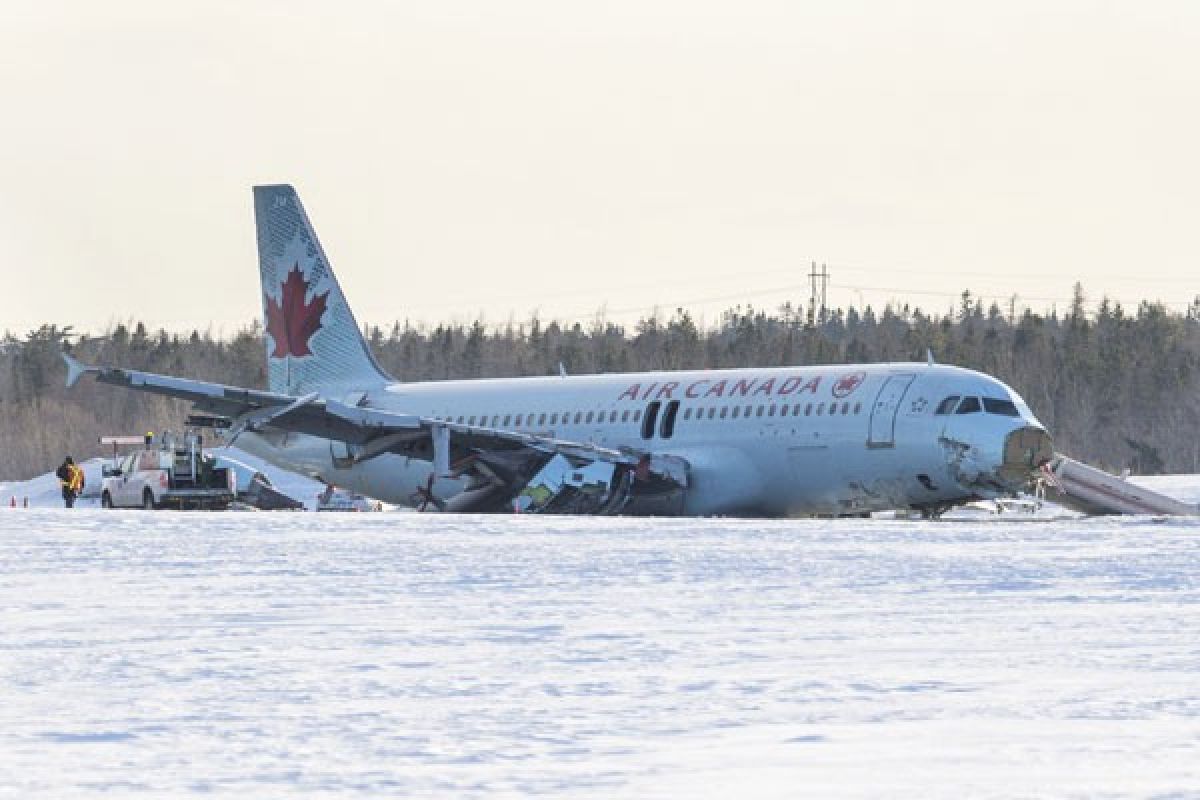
[2,0,1198,336]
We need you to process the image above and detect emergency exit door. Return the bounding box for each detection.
[868,374,916,448]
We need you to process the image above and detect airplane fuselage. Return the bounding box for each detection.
[235,362,1051,517]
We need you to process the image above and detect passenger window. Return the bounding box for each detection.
[817,403,825,415]
[983,397,1020,417]
[467,416,475,425]
[732,406,740,419]
[756,406,764,417]
[491,415,499,426]
[642,401,661,439]
[935,395,960,415]
[585,411,594,424]
[768,405,776,417]
[549,413,558,425]
[853,402,861,414]
[660,400,680,438]
[621,410,630,422]
[956,396,982,414]
[633,410,642,422]
[574,412,583,424]
[503,415,511,426]
[536,413,544,426]
[707,407,716,419]
[609,411,618,423]
[842,403,850,415]
[720,407,728,419]
[683,408,692,420]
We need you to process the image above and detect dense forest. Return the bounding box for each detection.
[4,286,1200,481]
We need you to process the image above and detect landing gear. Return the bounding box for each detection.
[410,473,445,512]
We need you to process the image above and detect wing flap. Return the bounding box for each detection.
[64,353,291,416]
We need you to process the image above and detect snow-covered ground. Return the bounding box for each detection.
[1,510,1198,797]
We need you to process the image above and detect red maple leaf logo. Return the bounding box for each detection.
[832,371,866,398]
[265,264,329,358]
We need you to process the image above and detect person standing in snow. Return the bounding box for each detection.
[56,457,84,508]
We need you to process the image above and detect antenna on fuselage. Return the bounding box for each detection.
[926,348,936,366]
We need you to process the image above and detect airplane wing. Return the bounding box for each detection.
[64,354,688,514]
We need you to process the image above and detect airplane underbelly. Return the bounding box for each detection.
[331,454,467,507]
[678,446,769,516]
[782,431,944,515]
[785,444,841,513]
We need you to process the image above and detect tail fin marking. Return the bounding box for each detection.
[253,184,391,395]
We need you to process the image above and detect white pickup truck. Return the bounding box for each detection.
[100,445,236,510]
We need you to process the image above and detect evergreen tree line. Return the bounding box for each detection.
[4,286,1200,482]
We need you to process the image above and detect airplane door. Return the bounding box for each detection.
[868,374,916,448]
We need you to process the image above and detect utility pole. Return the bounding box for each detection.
[807,261,829,328]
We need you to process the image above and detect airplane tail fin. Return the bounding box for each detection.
[253,185,392,395]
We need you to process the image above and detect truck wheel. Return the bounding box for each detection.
[101,491,113,509]
[142,489,156,510]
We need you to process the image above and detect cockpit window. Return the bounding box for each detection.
[983,397,1020,417]
[955,396,982,414]
[935,396,960,415]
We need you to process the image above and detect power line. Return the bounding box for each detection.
[375,257,1198,329]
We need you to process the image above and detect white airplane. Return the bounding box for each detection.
[64,185,1054,517]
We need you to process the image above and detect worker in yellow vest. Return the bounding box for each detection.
[55,456,85,508]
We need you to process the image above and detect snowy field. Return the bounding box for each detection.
[1,511,1199,798]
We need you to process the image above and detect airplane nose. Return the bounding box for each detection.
[998,426,1054,487]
